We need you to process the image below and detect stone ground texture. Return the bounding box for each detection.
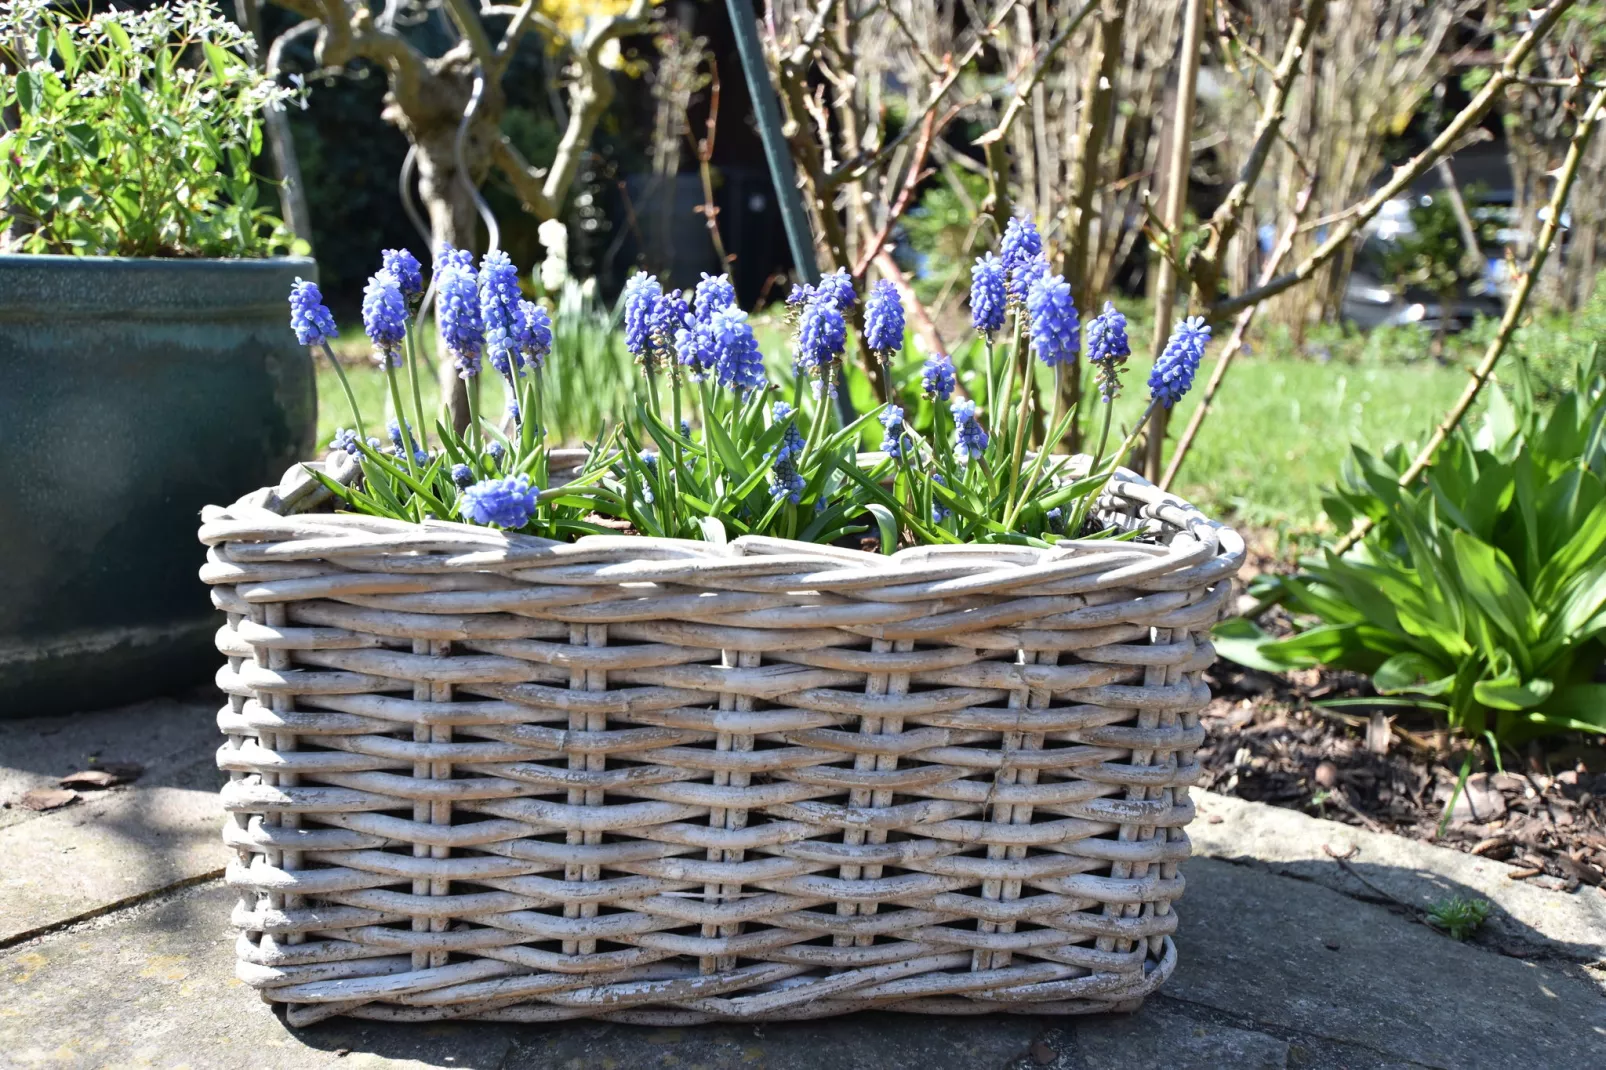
[2,691,1603,1070]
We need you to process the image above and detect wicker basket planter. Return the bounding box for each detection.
[199,456,1242,1026]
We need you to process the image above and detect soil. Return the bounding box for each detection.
[1201,652,1606,896]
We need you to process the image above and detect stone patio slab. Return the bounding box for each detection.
[1191,788,1606,961]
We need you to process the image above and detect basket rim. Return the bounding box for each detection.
[200,451,1243,586]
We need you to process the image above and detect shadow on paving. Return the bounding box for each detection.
[4,855,1604,1070]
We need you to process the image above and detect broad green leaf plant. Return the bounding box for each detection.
[0,0,302,258]
[1219,347,1606,744]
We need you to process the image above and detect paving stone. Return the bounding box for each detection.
[0,784,227,945]
[1191,789,1606,962]
[1169,856,1606,1070]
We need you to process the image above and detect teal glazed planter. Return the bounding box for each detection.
[0,254,316,717]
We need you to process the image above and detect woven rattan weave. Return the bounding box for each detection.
[199,456,1242,1025]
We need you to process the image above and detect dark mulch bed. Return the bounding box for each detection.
[1199,660,1606,895]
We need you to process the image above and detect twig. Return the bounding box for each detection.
[973,1,1098,148]
[1210,0,1578,319]
[1333,80,1606,555]
[1142,0,1206,482]
[1161,179,1315,491]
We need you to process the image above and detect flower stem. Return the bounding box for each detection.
[403,324,427,450]
[321,341,366,440]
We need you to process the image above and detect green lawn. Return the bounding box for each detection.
[316,320,1479,542]
[1127,358,1472,538]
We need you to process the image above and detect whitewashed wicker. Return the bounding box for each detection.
[199,452,1242,1026]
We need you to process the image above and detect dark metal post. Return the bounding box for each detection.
[723,0,818,286]
[724,0,858,420]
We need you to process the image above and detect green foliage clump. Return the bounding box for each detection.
[1218,346,1606,745]
[0,0,301,258]
[1426,896,1490,941]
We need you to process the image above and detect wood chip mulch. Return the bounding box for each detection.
[1198,662,1606,894]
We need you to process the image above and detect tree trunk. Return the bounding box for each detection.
[414,134,482,434]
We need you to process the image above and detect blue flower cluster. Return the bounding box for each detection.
[329,428,361,456]
[708,306,766,392]
[921,353,956,401]
[458,474,540,529]
[814,269,856,312]
[479,250,528,377]
[1085,302,1130,400]
[970,252,1006,335]
[694,273,737,318]
[951,399,989,464]
[795,296,847,377]
[1149,316,1211,408]
[381,248,423,299]
[768,401,806,504]
[1027,273,1079,367]
[436,261,484,378]
[864,280,905,354]
[289,278,337,347]
[622,271,663,362]
[517,300,552,369]
[879,404,908,459]
[361,270,407,367]
[1000,217,1045,303]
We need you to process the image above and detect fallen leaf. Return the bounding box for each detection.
[1029,1040,1056,1066]
[20,788,78,812]
[59,770,119,790]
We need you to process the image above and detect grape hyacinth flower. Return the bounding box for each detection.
[507,400,520,424]
[931,472,952,523]
[436,262,484,378]
[785,283,814,317]
[951,398,989,464]
[675,319,717,380]
[879,404,907,459]
[1011,252,1049,307]
[435,243,475,273]
[329,428,361,456]
[361,270,407,367]
[772,401,805,458]
[814,268,856,311]
[288,278,337,347]
[622,271,664,362]
[1148,316,1211,408]
[479,250,528,377]
[970,252,1006,335]
[451,463,474,488]
[795,294,847,378]
[1085,302,1131,400]
[486,440,506,468]
[693,273,737,321]
[458,474,540,529]
[516,300,552,370]
[1026,274,1079,367]
[1046,507,1065,534]
[864,279,905,354]
[709,306,766,392]
[387,417,422,459]
[921,353,956,401]
[381,248,423,300]
[651,289,689,353]
[1000,216,1043,301]
[769,456,805,504]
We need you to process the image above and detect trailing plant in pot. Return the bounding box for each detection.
[198,217,1243,1025]
[0,0,316,716]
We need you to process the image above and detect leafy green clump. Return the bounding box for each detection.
[1426,896,1491,941]
[1218,346,1606,745]
[0,0,302,258]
